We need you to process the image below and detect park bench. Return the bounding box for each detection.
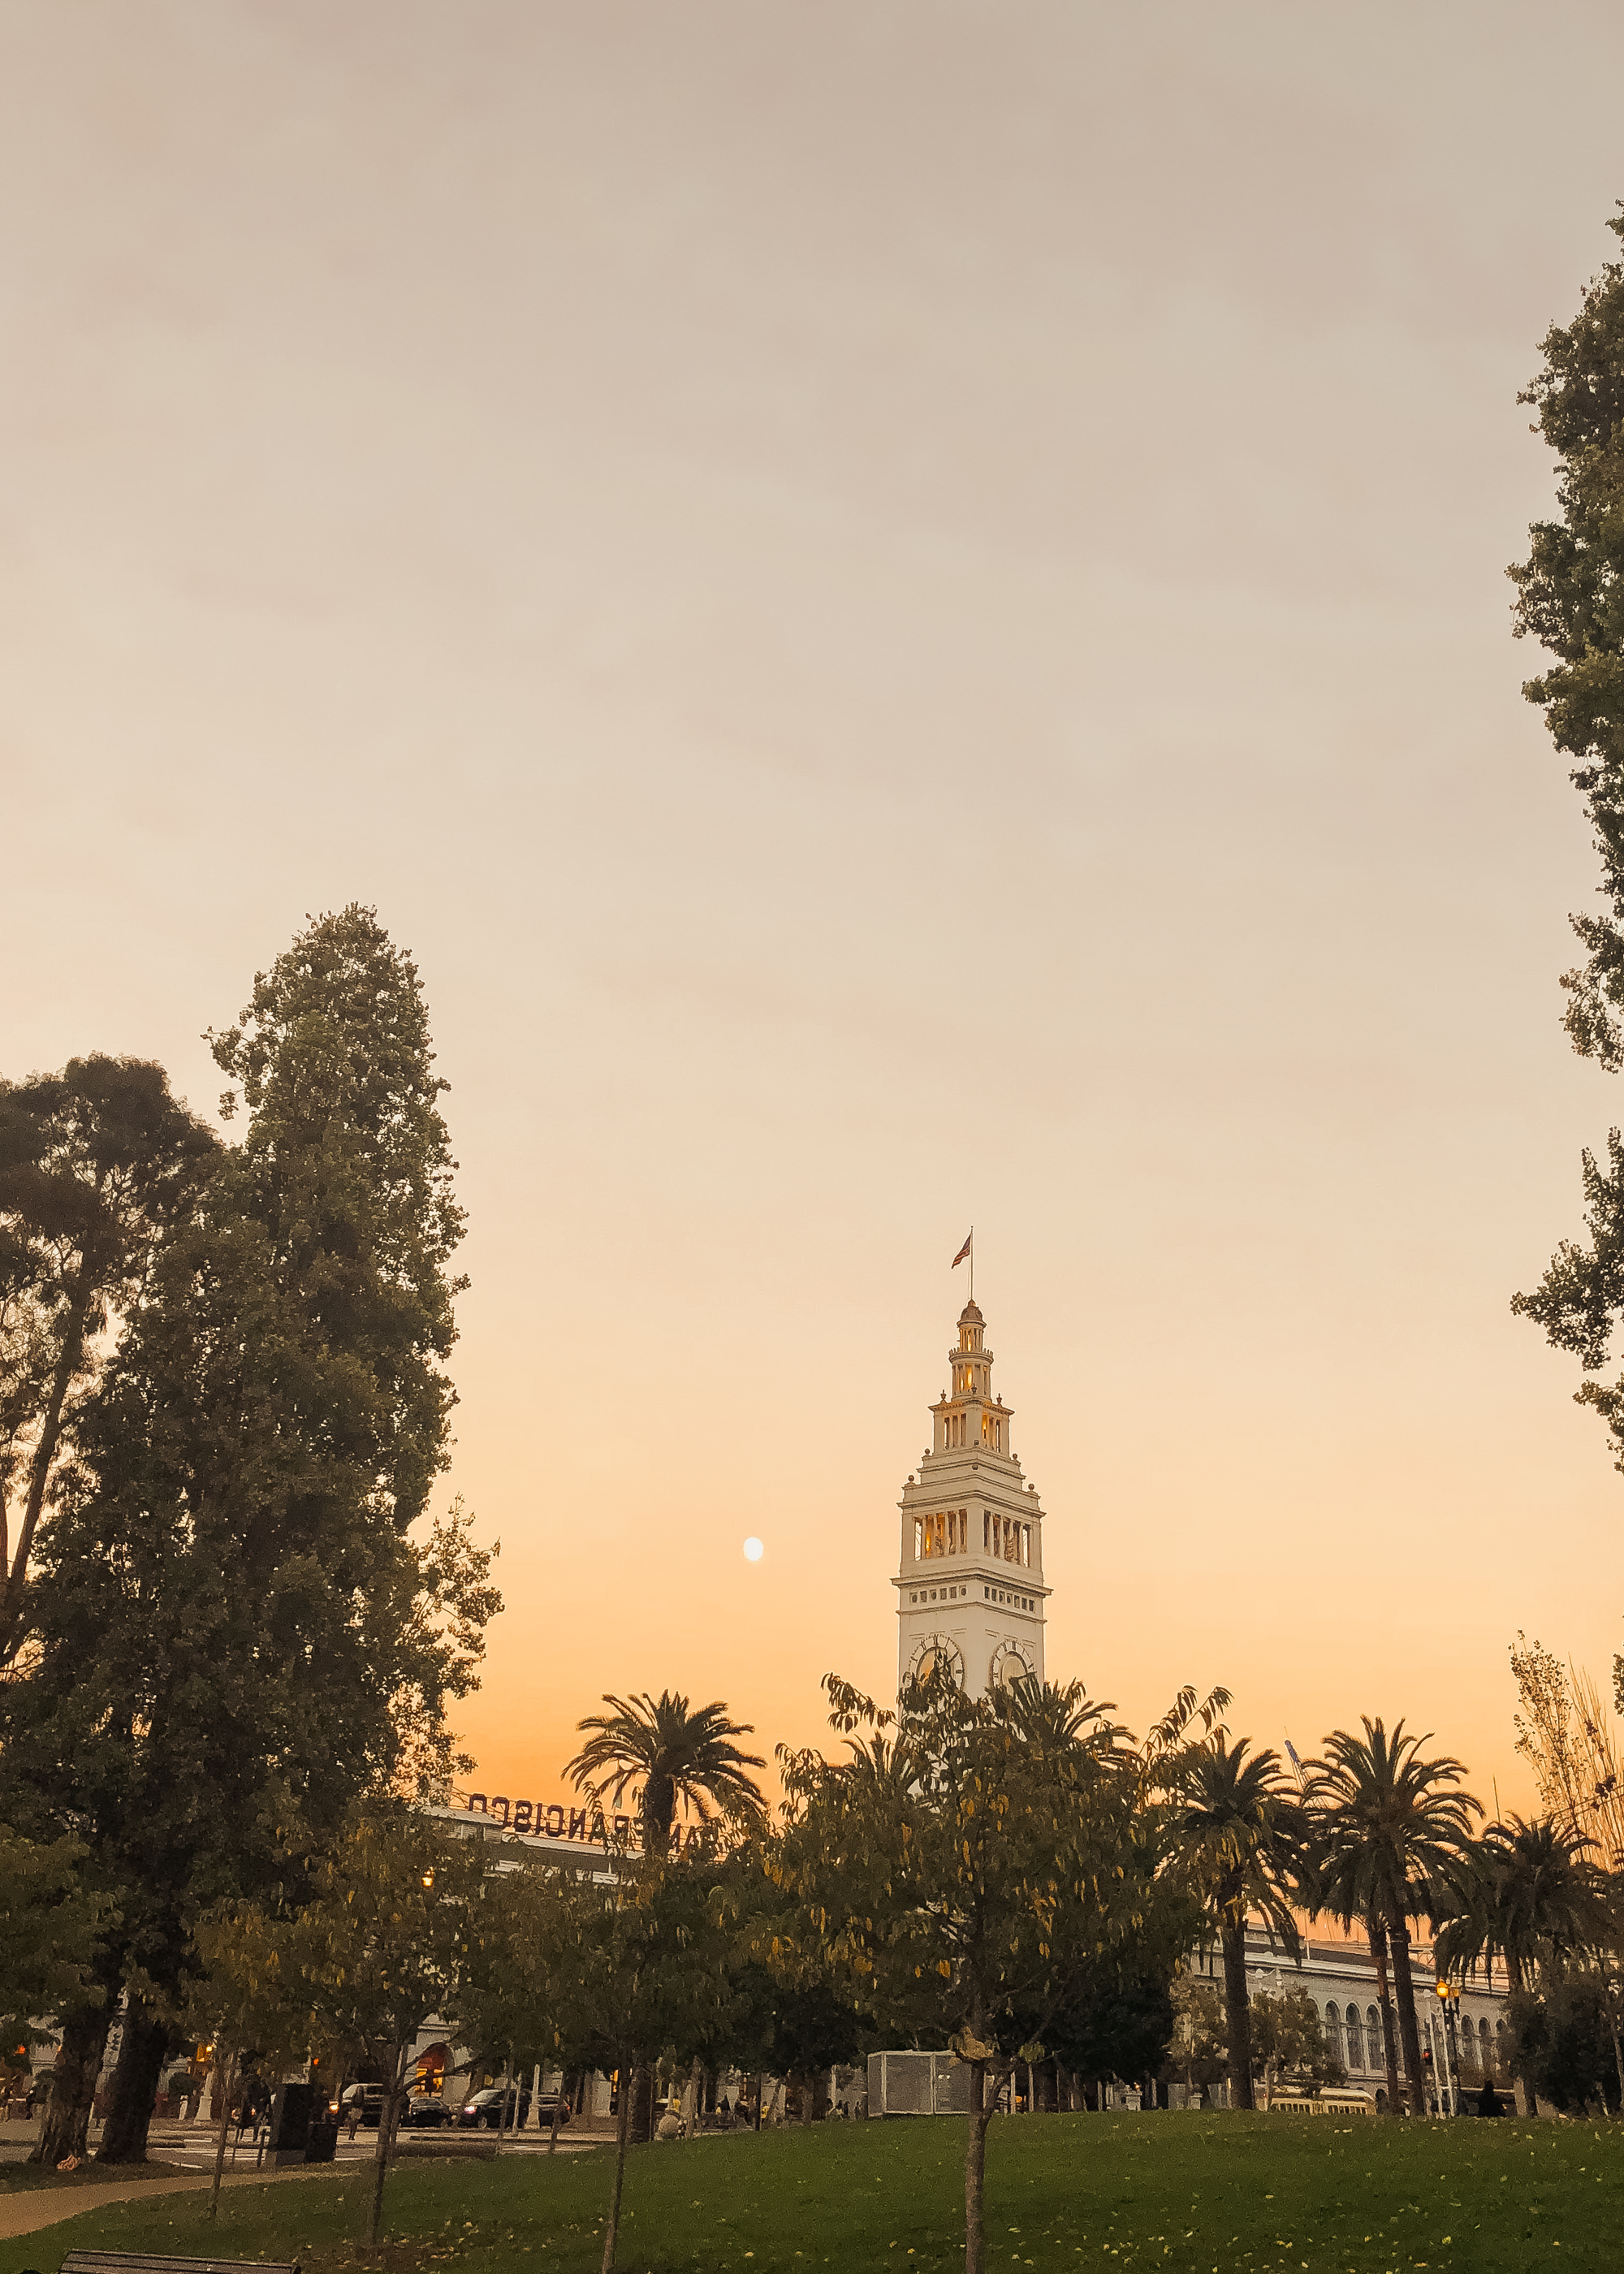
[58,2253,300,2274]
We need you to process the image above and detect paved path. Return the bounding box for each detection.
[0,2164,331,2246]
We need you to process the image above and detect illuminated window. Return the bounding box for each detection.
[1021,1523,1031,1567]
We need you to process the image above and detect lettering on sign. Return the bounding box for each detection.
[460,1794,706,1852]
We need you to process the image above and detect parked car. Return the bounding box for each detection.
[533,2093,572,2131]
[399,2093,456,2129]
[458,2085,531,2130]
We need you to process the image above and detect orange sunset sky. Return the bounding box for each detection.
[8,4,1624,1824]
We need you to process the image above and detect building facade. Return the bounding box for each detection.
[894,1297,1049,1701]
[1189,1925,1513,2110]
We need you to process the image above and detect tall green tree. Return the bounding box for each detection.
[0,908,498,2166]
[0,1055,218,1667]
[1304,1718,1479,2118]
[1173,1735,1311,2112]
[566,1690,768,1848]
[1507,209,1624,1463]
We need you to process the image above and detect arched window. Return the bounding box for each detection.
[1320,2002,1341,2064]
[1367,2008,1383,2067]
[1343,2006,1363,2069]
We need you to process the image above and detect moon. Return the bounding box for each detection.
[742,1537,764,1563]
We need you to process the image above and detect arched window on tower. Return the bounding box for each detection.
[914,1516,923,1561]
[1021,1524,1031,1567]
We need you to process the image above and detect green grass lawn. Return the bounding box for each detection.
[11,2112,1622,2274]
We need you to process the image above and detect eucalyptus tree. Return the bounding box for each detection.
[566,1689,767,1848]
[1173,1736,1313,2111]
[1303,1718,1480,2116]
[1505,207,1624,1079]
[0,1825,110,2083]
[1,908,499,2165]
[1507,210,1624,1471]
[0,1054,218,1668]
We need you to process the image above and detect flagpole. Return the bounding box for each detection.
[970,1229,974,1303]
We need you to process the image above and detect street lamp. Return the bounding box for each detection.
[1435,1981,1462,2116]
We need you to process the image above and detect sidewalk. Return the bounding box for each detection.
[0,2160,339,2246]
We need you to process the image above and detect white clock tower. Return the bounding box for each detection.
[893,1295,1049,1701]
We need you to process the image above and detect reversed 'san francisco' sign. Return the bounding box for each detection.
[460,1794,706,1851]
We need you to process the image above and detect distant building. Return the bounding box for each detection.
[1190,1924,1512,2110]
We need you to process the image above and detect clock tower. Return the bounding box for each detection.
[893,1296,1049,1701]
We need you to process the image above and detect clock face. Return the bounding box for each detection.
[908,1634,964,1690]
[991,1642,1033,1689]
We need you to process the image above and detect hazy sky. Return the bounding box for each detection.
[7,2,1624,1819]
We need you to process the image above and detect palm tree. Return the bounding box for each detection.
[1436,1815,1613,1993]
[565,1690,767,1849]
[1436,1816,1623,2112]
[1304,1718,1479,2117]
[1174,1736,1312,2112]
[987,1675,1126,1766]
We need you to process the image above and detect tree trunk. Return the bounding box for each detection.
[207,2047,237,2221]
[31,2000,110,2168]
[549,2078,566,2154]
[1219,1918,1255,2111]
[1368,1923,1401,2115]
[1387,1921,1427,2118]
[964,2060,998,2274]
[600,2064,633,2274]
[368,2060,408,2250]
[630,2064,654,2145]
[97,2003,171,2164]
